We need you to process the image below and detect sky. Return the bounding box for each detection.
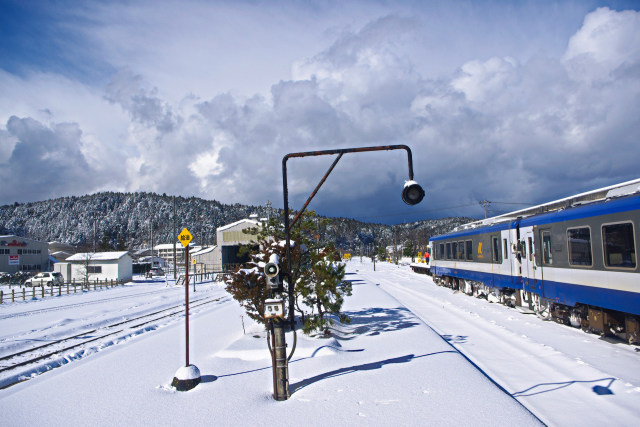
[1,0,639,224]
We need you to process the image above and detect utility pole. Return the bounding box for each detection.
[479,200,491,219]
[173,196,177,279]
[93,215,97,253]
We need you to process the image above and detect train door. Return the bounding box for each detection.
[538,228,553,295]
[509,224,522,287]
[490,234,502,287]
[521,227,541,294]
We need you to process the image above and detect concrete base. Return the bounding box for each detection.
[171,364,201,391]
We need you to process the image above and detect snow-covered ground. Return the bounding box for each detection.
[0,263,638,426]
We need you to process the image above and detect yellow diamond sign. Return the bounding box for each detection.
[178,228,193,248]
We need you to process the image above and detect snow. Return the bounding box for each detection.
[1,263,639,425]
[173,365,201,381]
[66,251,130,261]
[217,218,260,232]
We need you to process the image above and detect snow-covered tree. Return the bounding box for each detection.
[225,211,351,334]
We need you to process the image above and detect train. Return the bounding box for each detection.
[425,178,640,344]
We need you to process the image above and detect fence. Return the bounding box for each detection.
[0,279,125,304]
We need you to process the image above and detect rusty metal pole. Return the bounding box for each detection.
[272,318,289,400]
[185,245,190,367]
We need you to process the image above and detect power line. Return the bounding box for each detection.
[352,203,479,220]
[353,199,536,221]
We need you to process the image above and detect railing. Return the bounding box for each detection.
[0,279,126,304]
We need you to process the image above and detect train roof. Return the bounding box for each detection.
[451,178,640,233]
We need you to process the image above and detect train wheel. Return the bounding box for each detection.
[625,315,640,345]
[532,295,551,320]
[569,306,587,329]
[463,280,473,295]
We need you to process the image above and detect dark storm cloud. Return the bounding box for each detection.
[0,116,105,203]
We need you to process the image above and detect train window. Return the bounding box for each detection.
[503,239,508,260]
[567,227,592,267]
[446,243,451,259]
[452,242,458,260]
[492,237,501,263]
[542,231,553,265]
[466,240,473,260]
[528,237,534,262]
[458,241,465,260]
[602,222,636,269]
[439,244,444,260]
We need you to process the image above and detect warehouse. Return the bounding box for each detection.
[212,218,262,270]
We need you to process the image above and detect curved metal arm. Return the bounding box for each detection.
[281,145,417,332]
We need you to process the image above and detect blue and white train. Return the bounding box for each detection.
[428,179,640,344]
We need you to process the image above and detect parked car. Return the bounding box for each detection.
[24,272,64,287]
[146,267,165,278]
[0,272,10,284]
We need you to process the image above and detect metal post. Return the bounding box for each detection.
[272,318,289,401]
[185,245,190,367]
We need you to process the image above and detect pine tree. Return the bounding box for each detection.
[225,211,351,334]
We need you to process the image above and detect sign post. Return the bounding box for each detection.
[171,228,201,391]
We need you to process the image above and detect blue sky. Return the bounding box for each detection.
[1,0,639,223]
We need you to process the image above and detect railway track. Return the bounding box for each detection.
[0,295,226,389]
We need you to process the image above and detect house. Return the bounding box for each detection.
[63,251,133,282]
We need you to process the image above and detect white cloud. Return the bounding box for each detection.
[564,7,640,82]
[1,4,639,222]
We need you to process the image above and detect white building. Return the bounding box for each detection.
[191,246,217,272]
[63,251,133,283]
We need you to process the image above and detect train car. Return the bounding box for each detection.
[429,179,640,344]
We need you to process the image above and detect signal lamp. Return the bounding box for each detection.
[402,181,425,205]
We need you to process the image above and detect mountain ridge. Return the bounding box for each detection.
[0,192,474,252]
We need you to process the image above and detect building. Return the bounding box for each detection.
[191,246,217,272]
[50,251,72,262]
[212,218,262,270]
[138,256,165,268]
[63,251,133,282]
[154,243,185,267]
[0,235,50,274]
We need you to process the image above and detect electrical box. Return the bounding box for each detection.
[264,298,285,319]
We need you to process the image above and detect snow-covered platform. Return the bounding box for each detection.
[0,270,540,426]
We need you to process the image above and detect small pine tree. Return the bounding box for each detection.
[225,211,351,334]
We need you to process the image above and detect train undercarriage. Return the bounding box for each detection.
[432,275,640,345]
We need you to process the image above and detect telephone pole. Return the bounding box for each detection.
[479,200,491,219]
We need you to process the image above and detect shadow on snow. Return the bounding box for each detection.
[512,377,616,397]
[289,351,456,394]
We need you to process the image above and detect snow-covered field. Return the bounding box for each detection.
[0,262,639,426]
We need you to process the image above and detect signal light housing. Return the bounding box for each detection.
[402,180,425,205]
